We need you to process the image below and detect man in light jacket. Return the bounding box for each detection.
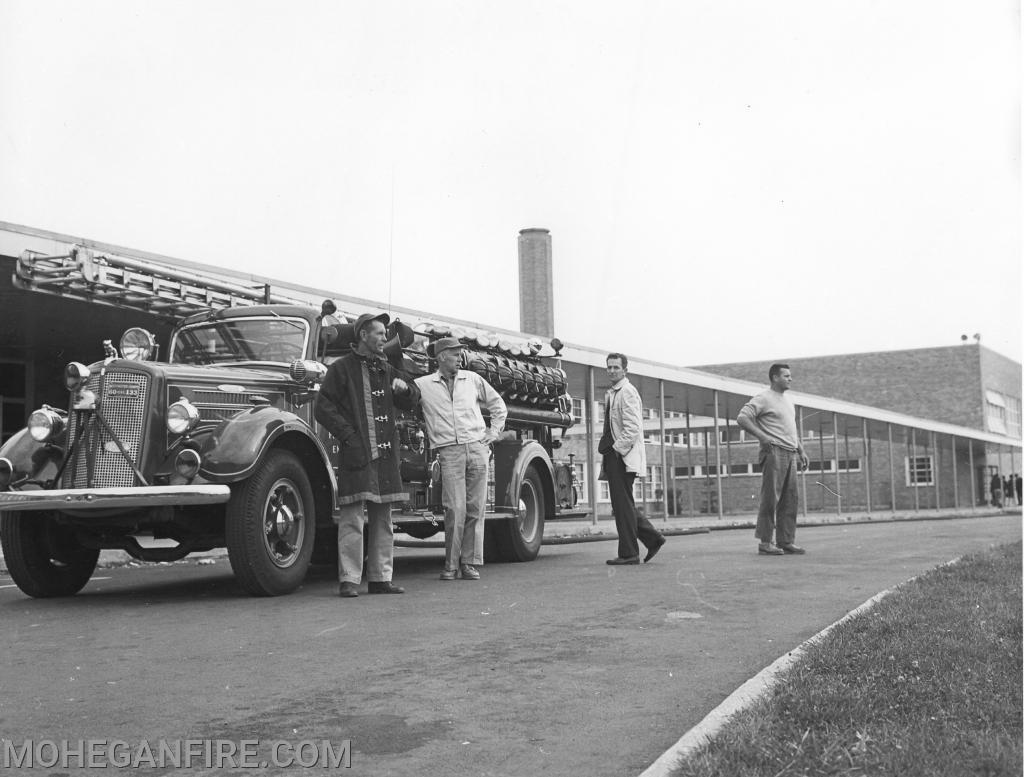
[600,352,665,565]
[415,336,507,581]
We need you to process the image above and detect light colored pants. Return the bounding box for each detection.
[755,444,799,546]
[437,441,490,569]
[337,501,395,584]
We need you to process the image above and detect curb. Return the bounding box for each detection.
[637,556,966,776]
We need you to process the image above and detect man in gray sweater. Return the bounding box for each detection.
[736,363,810,555]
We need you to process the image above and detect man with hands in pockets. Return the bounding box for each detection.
[415,337,508,581]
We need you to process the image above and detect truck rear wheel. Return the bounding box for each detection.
[0,511,99,597]
[485,465,545,562]
[226,450,315,596]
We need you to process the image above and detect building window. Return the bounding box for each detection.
[906,455,934,486]
[673,466,693,478]
[729,463,749,475]
[1006,396,1022,438]
[806,459,835,473]
[838,458,862,473]
[599,480,610,502]
[573,462,587,503]
[985,390,1007,435]
[719,427,744,444]
[571,397,584,424]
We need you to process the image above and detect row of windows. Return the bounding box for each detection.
[670,459,863,477]
[572,456,936,503]
[572,399,852,444]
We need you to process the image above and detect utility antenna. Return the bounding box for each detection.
[387,165,395,315]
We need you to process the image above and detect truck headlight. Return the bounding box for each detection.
[120,328,157,361]
[64,362,91,391]
[0,457,13,489]
[28,407,65,442]
[174,448,201,480]
[167,399,200,434]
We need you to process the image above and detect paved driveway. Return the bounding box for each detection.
[0,514,1019,776]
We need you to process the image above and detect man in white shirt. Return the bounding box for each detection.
[736,363,810,555]
[600,352,666,565]
[415,337,508,580]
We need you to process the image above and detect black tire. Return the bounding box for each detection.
[0,511,99,598]
[226,450,316,596]
[485,465,546,562]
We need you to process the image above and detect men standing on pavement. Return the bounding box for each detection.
[601,353,666,566]
[1016,473,1022,506]
[736,363,810,556]
[415,336,508,581]
[315,312,420,598]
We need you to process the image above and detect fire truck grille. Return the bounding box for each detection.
[64,371,150,489]
[190,389,282,422]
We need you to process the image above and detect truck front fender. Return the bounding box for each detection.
[197,406,335,489]
[0,428,65,491]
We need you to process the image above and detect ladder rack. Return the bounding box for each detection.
[14,245,309,320]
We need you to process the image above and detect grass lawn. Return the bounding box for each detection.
[671,541,1022,777]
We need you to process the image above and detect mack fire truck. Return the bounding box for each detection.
[0,245,581,597]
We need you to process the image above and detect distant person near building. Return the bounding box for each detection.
[989,473,1003,508]
[314,312,420,598]
[600,353,666,566]
[1016,474,1022,506]
[415,336,507,581]
[736,363,810,555]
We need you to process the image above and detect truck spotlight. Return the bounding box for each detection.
[174,448,201,480]
[289,359,327,383]
[28,407,65,442]
[166,399,200,435]
[119,328,157,361]
[64,362,91,391]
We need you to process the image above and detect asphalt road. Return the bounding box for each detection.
[0,515,1019,777]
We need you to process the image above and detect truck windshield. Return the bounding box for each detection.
[170,317,309,365]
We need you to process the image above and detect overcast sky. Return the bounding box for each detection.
[1,1,1020,367]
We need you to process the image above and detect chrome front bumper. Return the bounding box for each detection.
[0,485,232,512]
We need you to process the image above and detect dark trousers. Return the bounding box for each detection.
[604,452,663,559]
[755,444,799,546]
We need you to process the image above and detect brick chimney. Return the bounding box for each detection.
[517,228,553,337]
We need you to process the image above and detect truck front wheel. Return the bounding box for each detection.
[226,450,316,596]
[485,465,546,562]
[0,511,99,597]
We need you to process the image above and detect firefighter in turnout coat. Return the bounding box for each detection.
[315,312,420,597]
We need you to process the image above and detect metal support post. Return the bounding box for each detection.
[685,405,694,517]
[862,417,872,514]
[887,423,896,511]
[968,440,976,508]
[659,380,668,522]
[833,413,841,515]
[798,407,808,517]
[713,390,724,520]
[586,366,598,527]
[951,435,959,509]
[932,431,940,510]
[911,428,919,511]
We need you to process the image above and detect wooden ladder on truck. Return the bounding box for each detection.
[14,244,311,320]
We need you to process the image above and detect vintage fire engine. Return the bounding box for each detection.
[0,245,581,597]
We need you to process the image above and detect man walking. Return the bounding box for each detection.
[415,336,507,581]
[315,312,420,598]
[736,363,810,555]
[601,352,665,565]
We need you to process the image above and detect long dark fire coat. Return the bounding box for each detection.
[314,348,420,505]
